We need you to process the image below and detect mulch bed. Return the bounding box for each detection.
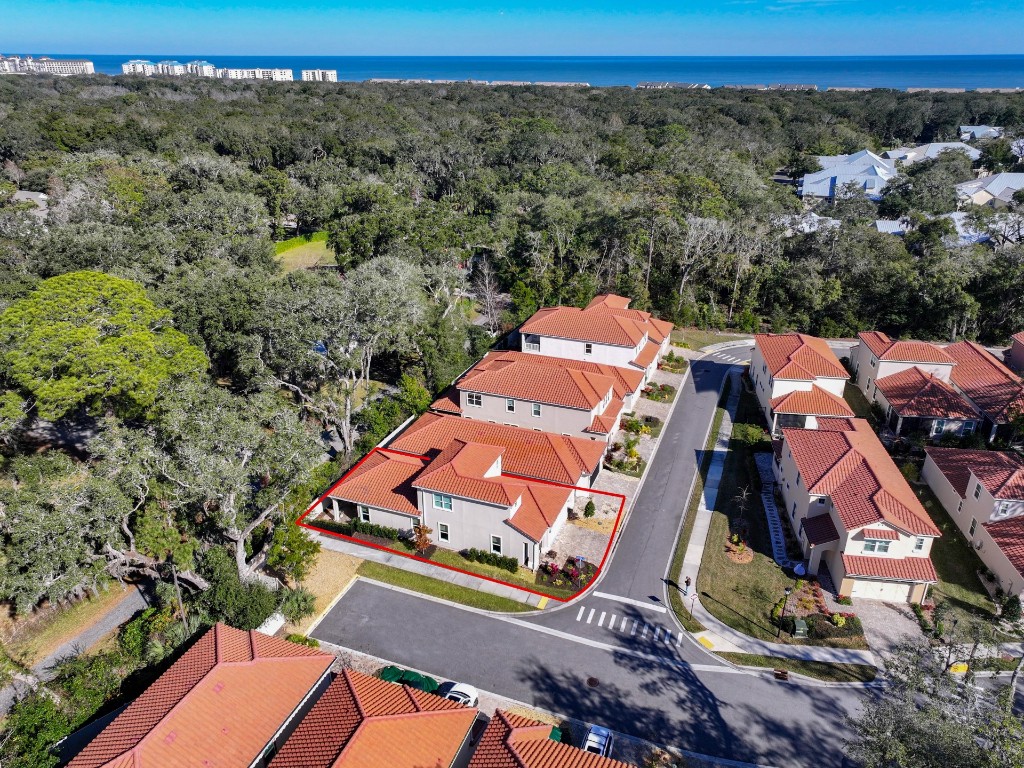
[536,557,598,593]
[350,530,404,550]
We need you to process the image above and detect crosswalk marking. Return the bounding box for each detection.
[641,624,649,639]
[608,613,616,629]
[631,620,638,636]
[597,611,606,627]
[654,627,661,641]
[664,630,672,645]
[620,616,628,632]
[676,632,684,646]
[586,608,595,624]
[576,606,586,621]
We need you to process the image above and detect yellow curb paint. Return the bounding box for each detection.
[537,597,549,609]
[699,637,714,649]
[949,662,968,674]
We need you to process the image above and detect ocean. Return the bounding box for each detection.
[51,55,1024,90]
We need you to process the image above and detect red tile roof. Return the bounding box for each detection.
[458,355,616,410]
[522,294,673,348]
[770,386,855,417]
[631,340,659,370]
[857,331,955,364]
[390,414,604,486]
[983,516,1024,581]
[414,439,519,506]
[926,447,1024,500]
[841,554,938,583]
[861,527,900,540]
[755,333,848,380]
[874,367,979,420]
[468,351,644,400]
[67,625,333,768]
[584,294,675,344]
[269,669,476,768]
[1014,332,1024,345]
[329,450,426,517]
[817,417,857,431]
[431,387,463,415]
[803,513,840,545]
[587,397,624,435]
[946,340,1024,422]
[782,419,940,536]
[506,483,575,542]
[468,710,630,768]
[585,294,631,311]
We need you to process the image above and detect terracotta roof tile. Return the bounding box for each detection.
[770,386,855,417]
[841,554,938,583]
[67,625,333,768]
[925,447,1024,500]
[817,417,857,431]
[861,527,900,540]
[269,669,475,768]
[414,439,519,506]
[983,517,1024,580]
[1014,332,1024,345]
[459,356,616,410]
[521,294,673,349]
[782,419,940,536]
[946,340,1024,422]
[587,397,624,434]
[803,513,840,545]
[329,450,426,516]
[756,333,848,380]
[857,331,955,364]
[585,294,631,310]
[631,340,659,370]
[875,367,979,420]
[467,351,644,400]
[506,483,574,542]
[468,710,631,768]
[430,386,463,415]
[390,414,604,486]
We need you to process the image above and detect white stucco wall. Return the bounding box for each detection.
[459,389,596,436]
[523,333,642,368]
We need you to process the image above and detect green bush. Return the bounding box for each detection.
[351,519,401,541]
[278,586,316,623]
[1003,595,1022,622]
[195,547,278,630]
[900,461,920,483]
[584,500,596,518]
[285,633,320,648]
[462,548,519,573]
[732,423,768,449]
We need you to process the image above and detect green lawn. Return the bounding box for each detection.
[671,328,752,351]
[423,546,582,600]
[274,232,335,271]
[717,652,877,683]
[356,561,535,613]
[914,484,999,625]
[843,382,874,421]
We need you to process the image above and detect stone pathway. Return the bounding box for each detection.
[754,453,801,571]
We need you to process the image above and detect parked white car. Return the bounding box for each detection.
[583,724,613,757]
[444,682,479,707]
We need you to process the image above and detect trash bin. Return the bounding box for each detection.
[794,618,808,638]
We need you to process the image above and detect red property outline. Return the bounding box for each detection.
[296,446,627,603]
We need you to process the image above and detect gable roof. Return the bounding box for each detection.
[857,331,955,365]
[414,439,519,506]
[945,340,1024,422]
[468,710,631,768]
[268,669,476,768]
[874,367,979,420]
[956,172,1024,202]
[770,386,855,417]
[982,517,1024,581]
[926,447,1024,501]
[329,450,426,516]
[631,340,660,370]
[390,413,604,486]
[521,294,673,348]
[755,333,848,380]
[841,554,938,584]
[67,624,333,768]
[463,351,644,401]
[782,419,940,536]
[458,354,616,410]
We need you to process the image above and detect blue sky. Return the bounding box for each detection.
[2,0,1022,56]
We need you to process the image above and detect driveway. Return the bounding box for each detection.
[855,600,922,659]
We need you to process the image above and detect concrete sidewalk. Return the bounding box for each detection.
[314,532,548,608]
[677,368,877,667]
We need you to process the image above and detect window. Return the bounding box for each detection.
[863,540,890,554]
[359,505,371,523]
[932,419,946,436]
[963,421,976,435]
[433,493,452,511]
[506,399,515,413]
[467,392,482,407]
[791,502,797,520]
[870,357,876,368]
[914,537,925,552]
[490,535,502,554]
[584,343,593,355]
[970,518,978,536]
[438,523,450,542]
[817,497,826,505]
[532,403,541,417]
[866,378,872,390]
[524,334,541,352]
[974,483,982,499]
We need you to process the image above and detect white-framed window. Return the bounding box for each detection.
[931,419,946,436]
[870,357,876,368]
[524,334,541,352]
[863,539,891,554]
[490,535,502,554]
[467,392,482,407]
[438,523,450,542]
[359,505,371,523]
[969,518,978,536]
[532,403,541,417]
[914,537,925,552]
[584,343,593,355]
[433,493,452,510]
[963,421,975,435]
[974,483,982,499]
[506,399,515,413]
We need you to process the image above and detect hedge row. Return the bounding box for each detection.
[313,517,401,541]
[462,548,519,573]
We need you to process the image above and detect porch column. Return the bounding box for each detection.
[895,415,902,436]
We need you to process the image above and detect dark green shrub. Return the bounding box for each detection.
[278,587,316,623]
[285,633,320,648]
[584,500,596,518]
[1003,595,1022,622]
[462,548,519,573]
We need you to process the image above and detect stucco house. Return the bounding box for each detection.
[956,173,1024,208]
[1007,331,1024,374]
[429,350,642,442]
[871,366,980,439]
[325,439,576,570]
[960,125,1004,141]
[774,419,940,602]
[518,293,673,382]
[923,447,1024,596]
[945,341,1024,442]
[851,331,957,398]
[750,333,850,435]
[798,150,896,201]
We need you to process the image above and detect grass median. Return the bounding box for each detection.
[716,652,877,683]
[356,561,536,613]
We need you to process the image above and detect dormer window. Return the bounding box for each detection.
[506,399,515,413]
[584,343,593,355]
[863,539,891,554]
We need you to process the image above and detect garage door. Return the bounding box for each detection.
[849,579,912,602]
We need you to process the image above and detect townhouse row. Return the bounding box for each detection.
[322,294,673,571]
[62,622,630,768]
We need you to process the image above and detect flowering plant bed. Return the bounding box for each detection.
[642,383,676,402]
[536,558,597,593]
[658,351,688,374]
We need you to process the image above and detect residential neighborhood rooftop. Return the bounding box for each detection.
[770,385,855,417]
[946,340,1024,422]
[456,354,617,410]
[468,709,631,768]
[521,293,672,348]
[874,367,978,420]
[330,450,427,517]
[857,331,955,365]
[926,447,1024,500]
[755,333,849,380]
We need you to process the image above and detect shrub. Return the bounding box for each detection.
[285,633,320,648]
[462,548,519,573]
[900,461,920,483]
[196,547,278,630]
[352,519,401,541]
[584,500,596,518]
[278,587,316,623]
[831,614,846,628]
[1003,595,1022,622]
[837,594,853,606]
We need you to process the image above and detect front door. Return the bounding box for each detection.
[523,542,531,569]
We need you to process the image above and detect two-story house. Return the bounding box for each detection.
[518,294,673,382]
[429,351,639,441]
[326,439,575,570]
[923,447,1024,596]
[774,419,941,602]
[851,331,957,398]
[750,333,851,436]
[945,341,1024,442]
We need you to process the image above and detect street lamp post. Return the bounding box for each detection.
[778,586,793,638]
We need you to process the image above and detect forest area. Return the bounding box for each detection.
[0,74,1023,766]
